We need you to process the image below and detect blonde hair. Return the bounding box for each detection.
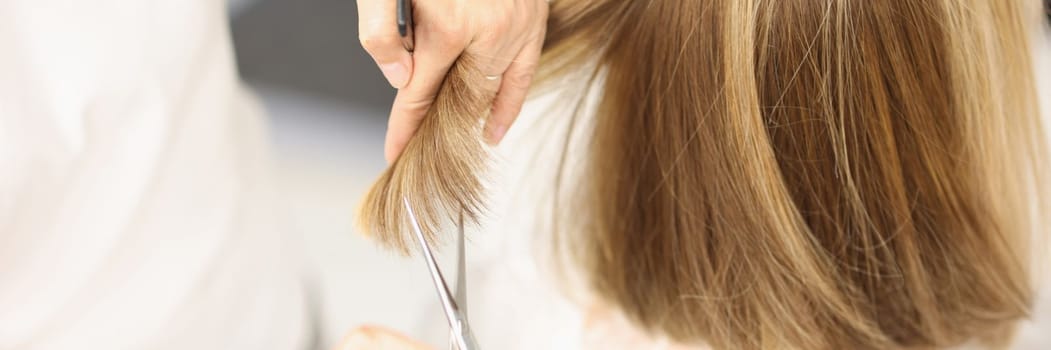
[358,55,489,252]
[359,0,1048,348]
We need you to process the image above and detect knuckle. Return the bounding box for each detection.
[395,96,435,119]
[479,12,512,34]
[434,27,469,49]
[358,33,401,56]
[486,8,519,36]
[507,68,537,87]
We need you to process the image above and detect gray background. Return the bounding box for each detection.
[232,0,393,109]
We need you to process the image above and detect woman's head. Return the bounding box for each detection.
[361,0,1048,348]
[541,0,1047,348]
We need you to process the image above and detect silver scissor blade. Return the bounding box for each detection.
[402,198,478,350]
[455,210,467,320]
[450,211,467,350]
[402,197,460,327]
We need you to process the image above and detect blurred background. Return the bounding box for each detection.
[226,0,441,348]
[224,0,1051,348]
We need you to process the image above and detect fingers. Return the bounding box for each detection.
[465,1,519,94]
[485,34,545,145]
[379,0,551,162]
[337,325,433,350]
[473,54,516,95]
[357,0,414,88]
[384,23,468,163]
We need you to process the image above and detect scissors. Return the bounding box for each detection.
[397,0,415,52]
[403,197,479,350]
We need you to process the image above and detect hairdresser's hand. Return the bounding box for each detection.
[337,325,433,350]
[357,0,550,163]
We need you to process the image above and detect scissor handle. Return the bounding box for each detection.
[397,0,415,52]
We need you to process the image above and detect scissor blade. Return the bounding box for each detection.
[402,197,460,328]
[455,210,467,320]
[402,197,478,350]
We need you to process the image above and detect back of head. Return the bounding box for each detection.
[540,0,1048,349]
[359,0,1048,348]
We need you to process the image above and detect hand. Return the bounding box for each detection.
[337,325,433,350]
[357,0,550,163]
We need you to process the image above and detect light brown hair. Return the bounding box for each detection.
[358,55,490,252]
[359,0,1048,348]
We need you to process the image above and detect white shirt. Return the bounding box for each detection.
[0,1,310,348]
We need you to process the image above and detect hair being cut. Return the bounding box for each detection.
[359,0,1048,348]
[357,55,490,253]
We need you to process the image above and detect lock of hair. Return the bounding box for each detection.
[357,55,492,254]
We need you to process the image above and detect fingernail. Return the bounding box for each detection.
[487,124,507,145]
[379,62,409,88]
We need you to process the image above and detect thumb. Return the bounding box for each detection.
[357,0,414,88]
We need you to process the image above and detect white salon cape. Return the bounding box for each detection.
[0,1,311,349]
